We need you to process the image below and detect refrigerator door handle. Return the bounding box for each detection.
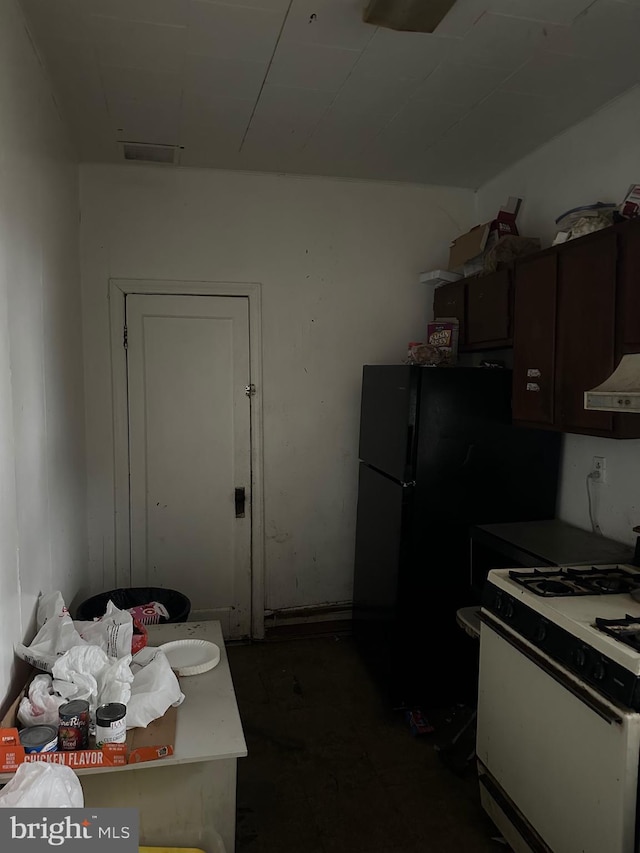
[405,425,415,472]
[461,444,476,468]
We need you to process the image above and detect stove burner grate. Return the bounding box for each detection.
[509,569,591,597]
[509,566,640,597]
[566,566,640,595]
[595,615,640,652]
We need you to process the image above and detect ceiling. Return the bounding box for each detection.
[19,0,640,188]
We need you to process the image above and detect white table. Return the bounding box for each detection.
[78,621,246,853]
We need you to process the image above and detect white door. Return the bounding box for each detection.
[126,294,252,638]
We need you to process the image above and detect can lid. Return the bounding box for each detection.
[59,699,90,716]
[19,725,58,746]
[96,703,127,724]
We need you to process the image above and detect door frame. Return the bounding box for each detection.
[109,278,265,640]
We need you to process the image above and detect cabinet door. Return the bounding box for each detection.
[466,269,511,348]
[555,232,617,433]
[433,281,465,345]
[617,220,640,352]
[512,254,557,425]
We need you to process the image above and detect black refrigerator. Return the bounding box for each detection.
[353,365,561,710]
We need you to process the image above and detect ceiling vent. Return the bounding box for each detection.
[121,142,180,165]
[363,0,457,33]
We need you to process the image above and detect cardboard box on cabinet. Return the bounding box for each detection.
[448,197,522,275]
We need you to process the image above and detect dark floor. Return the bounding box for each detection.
[228,634,502,853]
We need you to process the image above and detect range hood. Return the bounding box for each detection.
[585,354,640,413]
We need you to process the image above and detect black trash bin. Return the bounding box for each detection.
[75,587,191,623]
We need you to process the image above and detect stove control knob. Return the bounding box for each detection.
[534,622,547,643]
[574,647,587,669]
[505,601,514,620]
[592,659,607,682]
[494,593,504,614]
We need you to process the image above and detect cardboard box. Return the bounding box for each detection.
[448,197,522,274]
[448,223,490,273]
[427,319,459,365]
[487,196,521,247]
[126,706,176,764]
[0,676,176,772]
[0,729,128,772]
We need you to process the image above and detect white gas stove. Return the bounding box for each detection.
[487,563,640,685]
[477,563,640,853]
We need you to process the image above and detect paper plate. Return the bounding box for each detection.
[159,639,221,676]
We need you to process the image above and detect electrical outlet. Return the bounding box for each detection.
[591,456,606,483]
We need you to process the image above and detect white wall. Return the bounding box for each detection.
[80,164,473,614]
[0,0,86,708]
[477,85,640,545]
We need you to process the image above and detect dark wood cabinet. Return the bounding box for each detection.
[432,270,513,352]
[618,225,640,352]
[466,269,512,348]
[433,280,466,346]
[555,232,616,434]
[433,219,640,437]
[512,254,557,426]
[512,220,640,439]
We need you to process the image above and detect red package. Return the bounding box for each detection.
[487,197,521,248]
[131,617,148,655]
[127,601,170,625]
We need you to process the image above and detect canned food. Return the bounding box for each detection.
[58,699,90,751]
[19,725,58,753]
[95,703,127,747]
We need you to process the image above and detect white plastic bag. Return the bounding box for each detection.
[128,647,184,728]
[15,592,182,729]
[0,763,83,808]
[75,601,133,660]
[52,646,133,715]
[17,675,65,728]
[15,593,87,672]
[36,592,70,630]
[15,595,133,673]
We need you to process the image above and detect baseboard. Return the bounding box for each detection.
[264,602,353,640]
[188,603,353,640]
[264,602,352,626]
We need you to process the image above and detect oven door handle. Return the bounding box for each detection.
[479,611,623,725]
